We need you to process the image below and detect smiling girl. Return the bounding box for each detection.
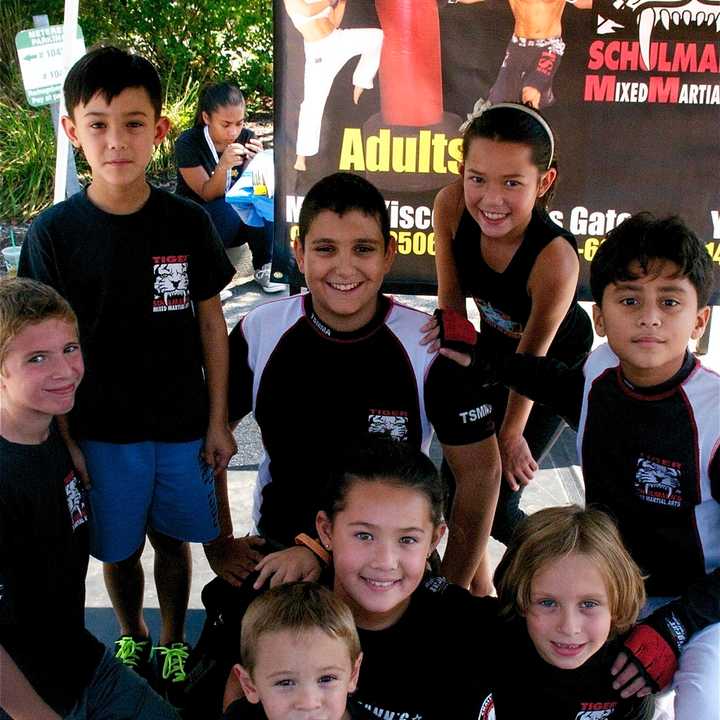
[315,441,498,719]
[429,103,593,590]
[492,505,656,719]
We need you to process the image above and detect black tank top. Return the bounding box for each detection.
[452,206,592,363]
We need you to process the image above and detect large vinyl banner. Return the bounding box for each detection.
[275,0,720,300]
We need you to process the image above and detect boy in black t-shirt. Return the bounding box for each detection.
[0,278,177,719]
[18,47,236,700]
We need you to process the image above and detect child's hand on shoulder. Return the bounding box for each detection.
[203,424,238,474]
[253,546,322,590]
[610,648,656,699]
[612,621,680,697]
[204,534,266,587]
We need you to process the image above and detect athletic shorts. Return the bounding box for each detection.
[488,35,566,107]
[82,439,219,562]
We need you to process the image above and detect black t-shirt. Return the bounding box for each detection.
[355,576,499,719]
[453,206,592,364]
[175,124,255,205]
[0,428,105,715]
[492,619,653,719]
[19,187,235,443]
[228,293,496,544]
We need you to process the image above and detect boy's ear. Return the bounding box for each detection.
[383,235,397,273]
[316,511,332,550]
[294,239,306,275]
[348,652,363,693]
[232,664,261,704]
[592,304,607,338]
[154,116,171,146]
[691,305,711,341]
[61,115,81,148]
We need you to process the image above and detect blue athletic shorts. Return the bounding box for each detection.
[81,439,219,562]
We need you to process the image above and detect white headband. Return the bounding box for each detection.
[458,99,555,169]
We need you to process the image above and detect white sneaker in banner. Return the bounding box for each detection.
[220,289,233,302]
[253,263,285,293]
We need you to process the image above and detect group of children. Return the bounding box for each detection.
[0,43,718,720]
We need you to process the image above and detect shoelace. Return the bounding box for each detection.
[115,636,149,667]
[158,643,189,682]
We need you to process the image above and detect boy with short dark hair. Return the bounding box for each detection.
[18,46,236,698]
[223,582,371,719]
[0,277,178,720]
[217,171,500,594]
[481,213,719,717]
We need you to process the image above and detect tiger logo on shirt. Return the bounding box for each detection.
[368,409,409,441]
[153,255,190,312]
[634,456,682,508]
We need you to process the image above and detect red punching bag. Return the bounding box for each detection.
[375,0,444,127]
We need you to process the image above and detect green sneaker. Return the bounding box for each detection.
[114,635,154,682]
[156,642,191,706]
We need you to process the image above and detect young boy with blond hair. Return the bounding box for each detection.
[224,582,371,720]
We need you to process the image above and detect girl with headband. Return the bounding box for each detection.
[425,102,593,594]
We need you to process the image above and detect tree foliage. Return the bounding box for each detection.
[23,0,273,97]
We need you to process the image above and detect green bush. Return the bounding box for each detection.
[0,96,59,221]
[151,77,201,180]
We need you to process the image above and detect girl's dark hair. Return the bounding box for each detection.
[462,103,557,208]
[321,439,447,527]
[194,82,245,127]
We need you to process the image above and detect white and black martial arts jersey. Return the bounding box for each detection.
[228,293,495,546]
[498,343,720,614]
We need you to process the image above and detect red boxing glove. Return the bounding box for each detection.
[433,308,476,353]
[622,624,678,691]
